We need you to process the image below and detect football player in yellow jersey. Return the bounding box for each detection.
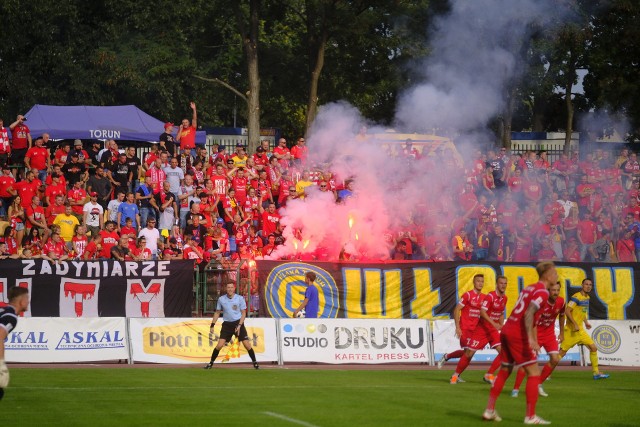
[559,278,610,379]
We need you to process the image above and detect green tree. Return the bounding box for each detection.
[583,0,640,140]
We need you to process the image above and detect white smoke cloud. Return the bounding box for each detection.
[269,0,569,261]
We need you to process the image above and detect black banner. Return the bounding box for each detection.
[0,260,194,317]
[256,261,639,320]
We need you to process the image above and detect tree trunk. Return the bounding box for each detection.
[564,80,574,154]
[305,29,327,135]
[235,0,261,153]
[501,86,517,150]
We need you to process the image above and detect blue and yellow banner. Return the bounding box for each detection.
[256,261,638,320]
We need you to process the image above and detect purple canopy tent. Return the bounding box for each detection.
[23,104,206,144]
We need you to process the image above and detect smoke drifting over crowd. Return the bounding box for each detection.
[269,0,569,261]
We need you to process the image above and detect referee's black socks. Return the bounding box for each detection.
[247,348,257,362]
[210,348,221,363]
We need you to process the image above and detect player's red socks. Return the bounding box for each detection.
[488,354,502,374]
[454,354,471,375]
[540,364,552,382]
[513,368,526,391]
[446,349,464,360]
[525,375,540,418]
[487,368,510,410]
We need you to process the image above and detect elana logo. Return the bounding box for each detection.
[592,324,621,354]
[265,262,339,318]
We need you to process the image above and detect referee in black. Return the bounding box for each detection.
[1,286,30,400]
[204,282,259,369]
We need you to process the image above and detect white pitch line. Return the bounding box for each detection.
[263,411,320,427]
[13,384,439,391]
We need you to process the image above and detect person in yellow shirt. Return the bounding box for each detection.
[560,278,610,379]
[295,170,314,199]
[53,204,80,246]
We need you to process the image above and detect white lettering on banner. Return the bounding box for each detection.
[280,319,430,364]
[21,260,172,278]
[4,318,129,363]
[90,129,121,139]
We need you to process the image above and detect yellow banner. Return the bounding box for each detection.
[142,319,265,362]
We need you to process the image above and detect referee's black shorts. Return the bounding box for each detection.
[220,320,249,342]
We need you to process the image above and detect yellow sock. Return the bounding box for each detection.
[590,351,599,374]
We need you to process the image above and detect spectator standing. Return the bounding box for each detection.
[178,175,199,229]
[159,122,176,157]
[290,137,308,165]
[136,175,158,227]
[24,136,50,182]
[163,157,185,197]
[117,192,140,231]
[577,212,597,261]
[0,118,11,167]
[70,139,90,164]
[9,114,31,174]
[83,192,104,237]
[0,165,17,217]
[62,152,88,188]
[126,146,142,193]
[86,166,113,210]
[176,102,197,157]
[67,180,88,218]
[107,191,126,223]
[53,143,71,167]
[25,196,47,238]
[88,141,102,166]
[273,138,291,168]
[109,153,132,195]
[138,218,161,258]
[157,181,179,238]
[145,157,166,195]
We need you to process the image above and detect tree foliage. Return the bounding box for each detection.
[0,0,638,142]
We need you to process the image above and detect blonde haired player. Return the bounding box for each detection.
[559,278,609,380]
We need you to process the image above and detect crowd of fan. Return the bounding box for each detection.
[1,110,640,264]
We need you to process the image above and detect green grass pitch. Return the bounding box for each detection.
[4,367,639,426]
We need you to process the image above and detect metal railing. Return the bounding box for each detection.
[198,259,255,317]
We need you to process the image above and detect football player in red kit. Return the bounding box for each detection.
[438,274,485,384]
[482,262,557,425]
[511,281,565,398]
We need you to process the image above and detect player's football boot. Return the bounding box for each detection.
[203,362,213,370]
[511,389,519,398]
[253,362,260,370]
[524,415,551,424]
[483,373,495,385]
[593,373,610,380]
[538,385,548,397]
[437,354,446,369]
[449,374,459,384]
[482,409,502,422]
